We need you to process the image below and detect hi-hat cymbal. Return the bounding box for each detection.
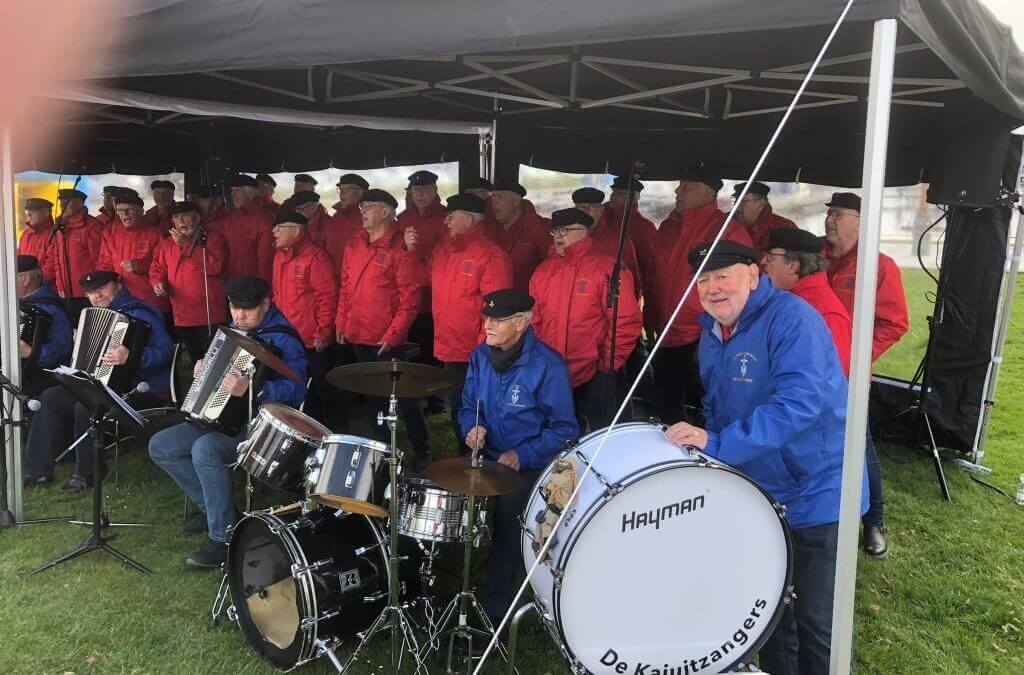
[422,455,526,496]
[326,360,455,398]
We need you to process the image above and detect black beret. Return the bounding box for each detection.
[767,228,824,255]
[102,185,121,196]
[225,276,271,309]
[445,193,487,215]
[80,270,120,292]
[492,180,526,197]
[679,166,723,192]
[274,209,308,227]
[57,188,86,202]
[289,190,321,207]
[360,188,399,209]
[550,207,594,229]
[17,255,39,273]
[255,173,276,187]
[481,288,535,318]
[572,187,605,205]
[115,193,144,208]
[24,197,53,210]
[150,180,175,191]
[294,173,318,185]
[464,177,494,191]
[734,181,770,199]
[336,173,369,190]
[826,192,861,212]
[228,174,259,188]
[113,187,140,200]
[688,241,760,273]
[169,201,200,216]
[407,170,438,187]
[611,176,644,192]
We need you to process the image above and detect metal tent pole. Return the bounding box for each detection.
[489,117,497,181]
[830,18,897,675]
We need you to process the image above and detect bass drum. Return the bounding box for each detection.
[521,423,793,674]
[226,507,420,670]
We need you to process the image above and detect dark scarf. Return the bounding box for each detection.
[489,333,526,373]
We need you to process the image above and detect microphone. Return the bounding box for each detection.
[125,381,151,398]
[0,372,41,411]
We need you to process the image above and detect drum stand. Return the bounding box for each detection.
[341,379,428,674]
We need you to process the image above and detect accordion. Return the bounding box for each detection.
[180,327,274,435]
[18,303,51,371]
[71,307,150,393]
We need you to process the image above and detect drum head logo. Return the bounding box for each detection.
[509,384,525,407]
[732,351,757,384]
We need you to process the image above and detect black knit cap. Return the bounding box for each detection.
[150,179,175,191]
[228,174,259,188]
[492,179,526,197]
[767,228,824,255]
[733,181,771,198]
[80,270,119,292]
[57,189,86,202]
[611,175,644,192]
[24,197,53,210]
[688,241,760,273]
[407,170,438,187]
[336,173,369,190]
[115,192,144,208]
[225,276,271,309]
[294,173,318,186]
[274,209,308,227]
[550,207,594,229]
[289,190,321,206]
[572,187,605,205]
[445,193,487,215]
[169,201,200,216]
[679,166,723,192]
[826,192,861,212]
[481,288,535,318]
[360,188,398,209]
[255,173,277,187]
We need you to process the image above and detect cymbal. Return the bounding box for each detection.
[423,455,526,496]
[221,329,302,382]
[326,360,455,398]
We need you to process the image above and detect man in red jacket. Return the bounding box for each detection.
[256,173,279,216]
[651,168,753,425]
[272,208,340,428]
[464,176,494,201]
[19,197,55,269]
[823,191,908,558]
[145,179,176,233]
[530,207,641,432]
[97,190,168,318]
[732,181,798,253]
[410,193,513,443]
[96,185,119,228]
[286,190,331,249]
[572,187,642,299]
[43,188,104,323]
[151,202,229,360]
[606,175,657,308]
[293,173,318,195]
[215,174,276,283]
[322,173,367,277]
[485,180,550,292]
[336,188,430,460]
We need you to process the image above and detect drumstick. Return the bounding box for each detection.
[471,397,481,461]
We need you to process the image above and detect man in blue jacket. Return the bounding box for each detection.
[149,276,308,569]
[459,288,578,625]
[22,270,175,491]
[666,241,867,675]
[15,254,73,398]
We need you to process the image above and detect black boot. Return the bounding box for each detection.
[863,525,888,558]
[185,538,228,570]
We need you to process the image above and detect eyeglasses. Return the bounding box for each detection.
[763,249,787,263]
[549,226,587,238]
[826,209,859,220]
[273,223,300,229]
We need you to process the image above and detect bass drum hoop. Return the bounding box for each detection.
[547,460,795,674]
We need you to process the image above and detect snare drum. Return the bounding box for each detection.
[304,435,390,518]
[236,403,329,493]
[397,478,487,543]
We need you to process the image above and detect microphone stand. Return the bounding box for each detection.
[604,160,644,425]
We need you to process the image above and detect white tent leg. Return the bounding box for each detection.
[488,118,497,181]
[1,126,25,521]
[830,18,897,675]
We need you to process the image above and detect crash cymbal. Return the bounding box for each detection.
[326,360,455,398]
[422,455,526,496]
[221,329,302,382]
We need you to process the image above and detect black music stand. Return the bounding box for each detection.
[26,368,151,576]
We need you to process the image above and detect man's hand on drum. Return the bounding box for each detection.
[223,369,251,397]
[497,449,520,472]
[465,425,487,451]
[666,421,708,450]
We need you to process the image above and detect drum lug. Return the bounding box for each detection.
[291,558,331,578]
[301,608,340,631]
[551,567,564,589]
[363,589,388,603]
[226,605,238,622]
[773,501,788,518]
[783,585,797,605]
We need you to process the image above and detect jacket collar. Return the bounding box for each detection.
[279,236,309,259]
[109,287,135,310]
[681,200,721,226]
[790,270,831,296]
[698,272,775,337]
[450,224,484,250]
[560,236,594,263]
[490,327,539,373]
[360,223,401,247]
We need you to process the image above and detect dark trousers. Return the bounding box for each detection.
[408,313,436,364]
[652,341,703,425]
[758,521,839,675]
[483,468,542,622]
[350,344,430,458]
[443,361,469,453]
[304,347,344,430]
[573,371,618,434]
[863,433,885,527]
[176,325,215,363]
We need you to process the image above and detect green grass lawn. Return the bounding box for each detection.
[2,269,1023,674]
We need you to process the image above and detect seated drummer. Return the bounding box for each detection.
[22,270,175,491]
[459,288,578,627]
[665,242,867,675]
[149,276,307,570]
[14,254,73,399]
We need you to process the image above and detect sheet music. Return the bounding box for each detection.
[49,365,146,427]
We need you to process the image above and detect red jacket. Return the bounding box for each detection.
[43,211,104,298]
[826,242,909,362]
[745,204,797,252]
[654,201,753,347]
[318,204,362,279]
[150,230,228,327]
[211,201,275,283]
[143,206,173,234]
[272,237,338,348]
[606,203,657,303]
[304,203,331,246]
[96,207,118,229]
[18,221,53,274]
[430,226,513,363]
[589,215,642,300]
[261,195,280,217]
[529,238,642,388]
[398,197,449,267]
[336,226,423,348]
[97,221,168,311]
[790,271,852,376]
[482,199,551,292]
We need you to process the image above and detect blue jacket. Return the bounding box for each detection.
[459,328,579,471]
[21,283,73,369]
[109,288,176,396]
[244,305,308,409]
[699,274,867,530]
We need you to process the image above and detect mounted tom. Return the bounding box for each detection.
[71,306,150,393]
[18,303,51,372]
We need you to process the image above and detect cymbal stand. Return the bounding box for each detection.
[341,368,428,673]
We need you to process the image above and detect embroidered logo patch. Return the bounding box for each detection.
[731,351,758,384]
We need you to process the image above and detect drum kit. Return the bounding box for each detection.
[209,359,526,674]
